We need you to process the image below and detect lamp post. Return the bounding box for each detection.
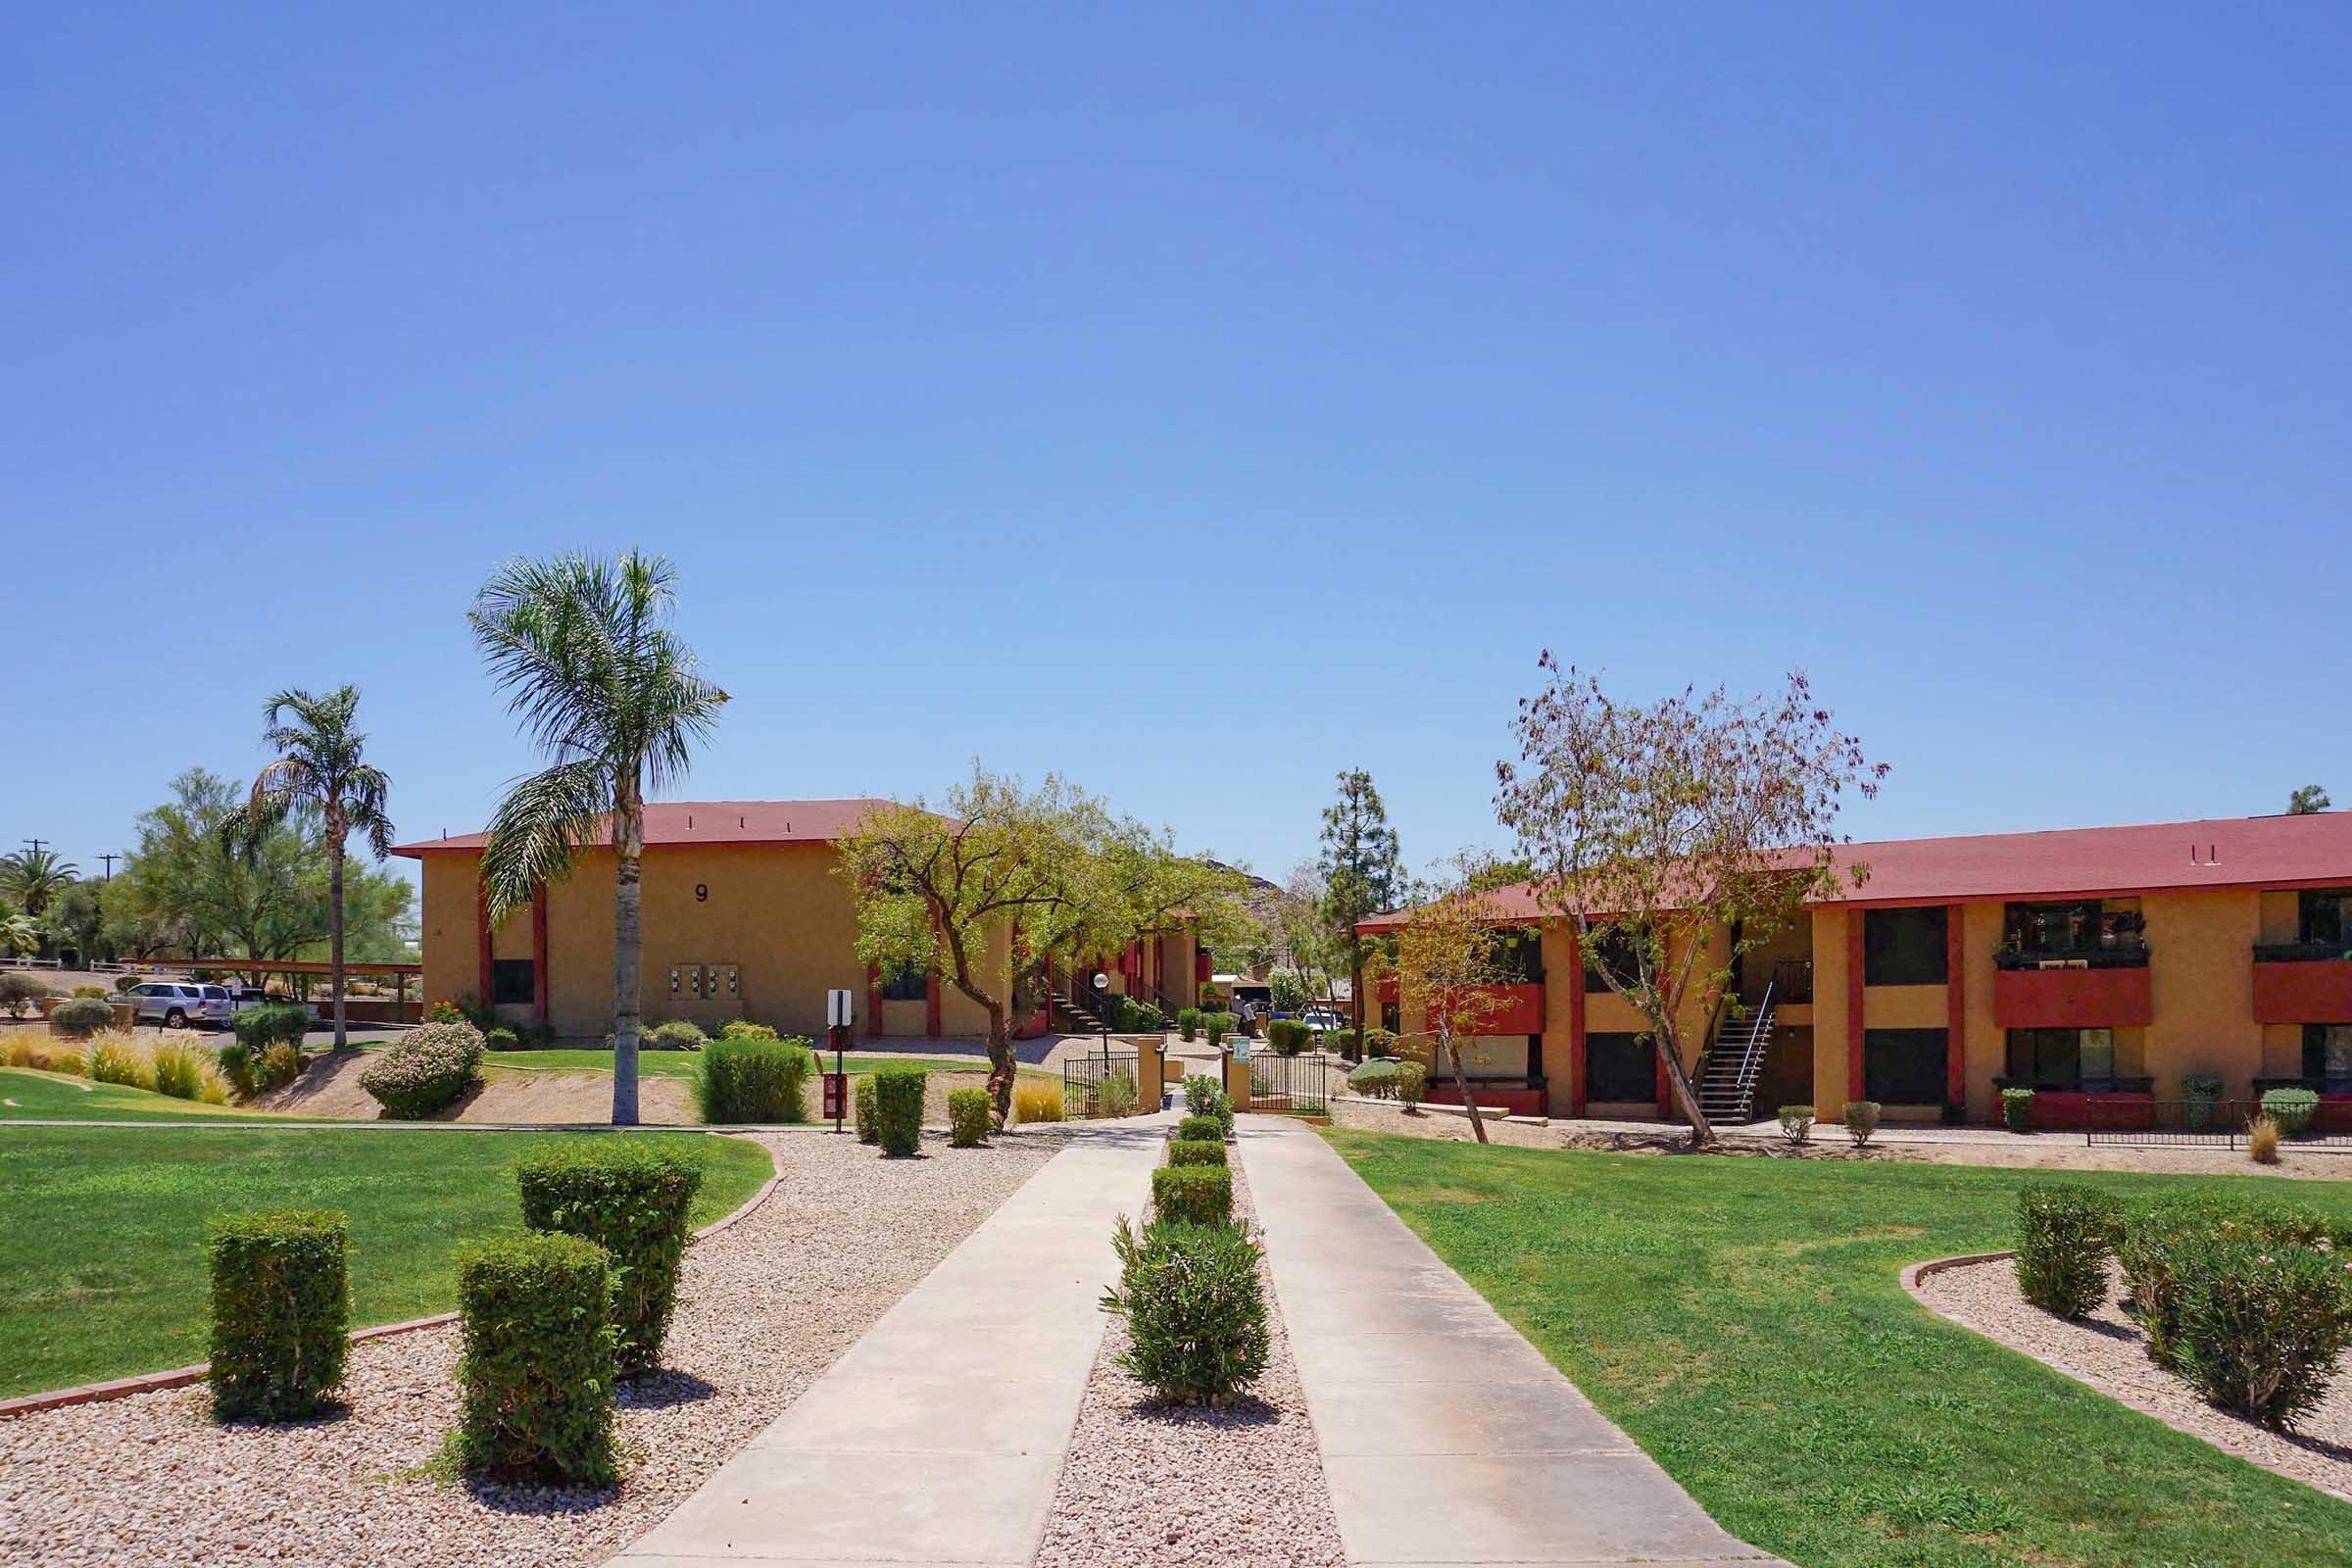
[1093,970,1110,1058]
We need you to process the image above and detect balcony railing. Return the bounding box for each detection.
[1993,943,2150,970]
[2252,941,2352,963]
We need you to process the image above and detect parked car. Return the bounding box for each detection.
[124,980,234,1030]
[1299,1007,1346,1035]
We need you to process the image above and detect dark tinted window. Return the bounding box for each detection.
[1489,929,1545,985]
[880,959,927,1003]
[1586,1031,1654,1102]
[2004,1027,2116,1089]
[490,958,535,1005]
[1581,929,1644,993]
[1864,907,1947,986]
[1864,1028,1947,1104]
[2298,890,2352,946]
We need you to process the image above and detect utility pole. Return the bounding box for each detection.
[98,854,121,881]
[22,837,48,857]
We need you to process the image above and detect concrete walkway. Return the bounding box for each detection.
[1238,1117,1787,1567]
[610,1115,1169,1568]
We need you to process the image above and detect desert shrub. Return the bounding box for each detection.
[948,1087,990,1147]
[1210,1091,1236,1140]
[1103,994,1165,1034]
[114,973,143,994]
[645,1020,708,1053]
[1012,1079,1063,1124]
[71,984,104,999]
[1362,1027,1398,1057]
[1841,1101,1881,1147]
[216,1041,260,1098]
[484,1025,519,1050]
[1096,1071,1138,1118]
[49,997,115,1039]
[1177,1006,1202,1042]
[2170,1232,2352,1429]
[2001,1087,2034,1133]
[2248,1115,2282,1163]
[717,1019,779,1041]
[2015,1184,2121,1318]
[1203,1011,1235,1049]
[207,1209,349,1421]
[1348,1058,1401,1100]
[515,1022,561,1050]
[855,1074,879,1142]
[47,1047,85,1076]
[1396,1061,1426,1108]
[152,1041,209,1100]
[90,1037,156,1090]
[2180,1073,2225,1131]
[1152,1164,1232,1226]
[1168,1138,1227,1168]
[233,1004,311,1054]
[875,1066,926,1154]
[359,1020,484,1118]
[454,1232,617,1483]
[0,975,50,1017]
[1103,1215,1268,1405]
[516,1140,705,1375]
[262,1042,302,1089]
[2117,1195,2239,1368]
[693,1035,813,1123]
[1778,1104,1814,1145]
[1266,1019,1308,1055]
[2260,1087,2320,1138]
[1177,1113,1224,1143]
[1182,1073,1220,1116]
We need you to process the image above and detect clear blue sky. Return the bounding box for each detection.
[8,4,2348,903]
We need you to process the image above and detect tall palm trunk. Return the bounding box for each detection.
[612,777,645,1127]
[327,821,348,1049]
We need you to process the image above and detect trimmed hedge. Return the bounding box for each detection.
[1104,1215,1268,1405]
[2001,1086,2034,1133]
[2015,1184,2120,1318]
[693,1035,814,1123]
[233,1004,312,1053]
[1396,1062,1426,1108]
[1176,1114,1224,1143]
[455,1232,617,1484]
[1842,1101,1881,1148]
[645,1019,708,1052]
[855,1074,879,1143]
[1177,1006,1202,1042]
[1348,1058,1403,1099]
[2261,1087,2320,1137]
[359,1020,484,1118]
[1202,1011,1236,1049]
[718,1019,780,1041]
[1168,1138,1227,1168]
[875,1066,926,1155]
[48,996,116,1039]
[1266,1019,1309,1055]
[1152,1164,1232,1226]
[515,1141,705,1375]
[208,1209,350,1422]
[948,1087,991,1147]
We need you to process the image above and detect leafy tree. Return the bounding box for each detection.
[220,687,394,1049]
[1273,861,1344,1014]
[2288,784,2331,815]
[1316,769,1405,1048]
[120,769,326,963]
[44,883,104,963]
[469,551,728,1126]
[0,904,40,959]
[1494,655,1884,1143]
[0,848,77,915]
[1390,854,1515,1144]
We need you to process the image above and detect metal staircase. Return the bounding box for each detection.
[1695,981,1777,1125]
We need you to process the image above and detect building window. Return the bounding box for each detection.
[1489,929,1545,985]
[2298,890,2352,946]
[2303,1024,2352,1084]
[1863,907,1947,986]
[1864,1028,1947,1104]
[491,958,535,1006]
[2004,1027,2116,1089]
[1585,1031,1654,1102]
[2002,902,2144,959]
[880,959,928,1003]
[1445,1035,1542,1081]
[1380,1001,1400,1034]
[1581,928,1645,994]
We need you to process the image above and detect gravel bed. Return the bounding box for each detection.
[0,1126,1071,1567]
[1918,1255,2352,1500]
[1034,1140,1344,1568]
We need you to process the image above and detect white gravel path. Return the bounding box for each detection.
[0,1126,1071,1568]
[1034,1136,1345,1568]
[1918,1255,2352,1500]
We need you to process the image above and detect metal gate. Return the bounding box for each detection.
[2082,1099,2352,1150]
[1245,1051,1341,1114]
[1063,1050,1141,1118]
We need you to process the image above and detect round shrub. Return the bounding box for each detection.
[516,1140,705,1375]
[1104,1215,1268,1405]
[1842,1101,1881,1148]
[207,1209,349,1422]
[2169,1231,2352,1430]
[2015,1183,2121,1318]
[233,1004,312,1054]
[48,996,115,1039]
[2001,1087,2034,1133]
[1152,1164,1232,1226]
[1348,1058,1401,1100]
[948,1087,991,1148]
[1396,1061,1426,1109]
[359,1020,484,1118]
[217,1040,260,1099]
[0,974,51,1017]
[1203,1011,1235,1050]
[455,1232,617,1483]
[855,1073,879,1143]
[2260,1087,2320,1138]
[2117,1195,2237,1368]
[692,1035,814,1123]
[1266,1018,1309,1055]
[484,1025,519,1050]
[1778,1104,1814,1145]
[717,1019,779,1041]
[1177,1006,1202,1042]
[645,1019,708,1052]
[875,1066,926,1155]
[71,984,104,999]
[1176,1114,1224,1144]
[1168,1138,1227,1168]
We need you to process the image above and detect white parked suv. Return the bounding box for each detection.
[124,980,234,1030]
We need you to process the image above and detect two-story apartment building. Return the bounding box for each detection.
[1361,811,2352,1129]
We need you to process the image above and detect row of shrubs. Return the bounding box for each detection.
[1175,1007,1241,1046]
[1775,1102,1883,1146]
[1101,1111,1266,1405]
[1097,993,1166,1035]
[2,1027,242,1102]
[208,1139,714,1482]
[2013,1183,2352,1431]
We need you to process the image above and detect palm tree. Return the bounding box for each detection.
[468,551,727,1125]
[0,903,41,958]
[0,848,78,915]
[220,687,395,1049]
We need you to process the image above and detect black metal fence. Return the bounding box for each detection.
[1245,1051,1342,1114]
[1062,1050,1141,1118]
[2082,1099,2352,1150]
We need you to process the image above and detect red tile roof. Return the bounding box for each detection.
[1358,811,2352,929]
[392,799,906,857]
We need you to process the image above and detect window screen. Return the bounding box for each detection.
[1585,1032,1654,1102]
[1864,907,1948,986]
[1864,1028,1947,1104]
[491,958,535,1005]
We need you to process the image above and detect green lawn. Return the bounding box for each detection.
[0,1127,772,1396]
[1325,1129,2352,1568]
[0,1066,300,1122]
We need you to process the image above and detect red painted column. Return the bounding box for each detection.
[530,883,550,1027]
[1945,904,1967,1111]
[1566,927,1588,1118]
[1846,908,1867,1106]
[865,962,884,1040]
[474,872,494,1008]
[926,972,942,1038]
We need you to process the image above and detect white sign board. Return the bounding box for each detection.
[827,989,855,1029]
[1230,1034,1251,1063]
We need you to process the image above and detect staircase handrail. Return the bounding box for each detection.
[1729,980,1776,1113]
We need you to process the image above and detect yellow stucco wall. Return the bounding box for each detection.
[2142,889,2264,1100]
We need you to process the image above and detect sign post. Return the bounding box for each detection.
[824,988,854,1133]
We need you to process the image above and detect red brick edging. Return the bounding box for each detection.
[0,1133,787,1421]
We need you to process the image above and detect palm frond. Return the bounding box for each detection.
[479,760,613,922]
